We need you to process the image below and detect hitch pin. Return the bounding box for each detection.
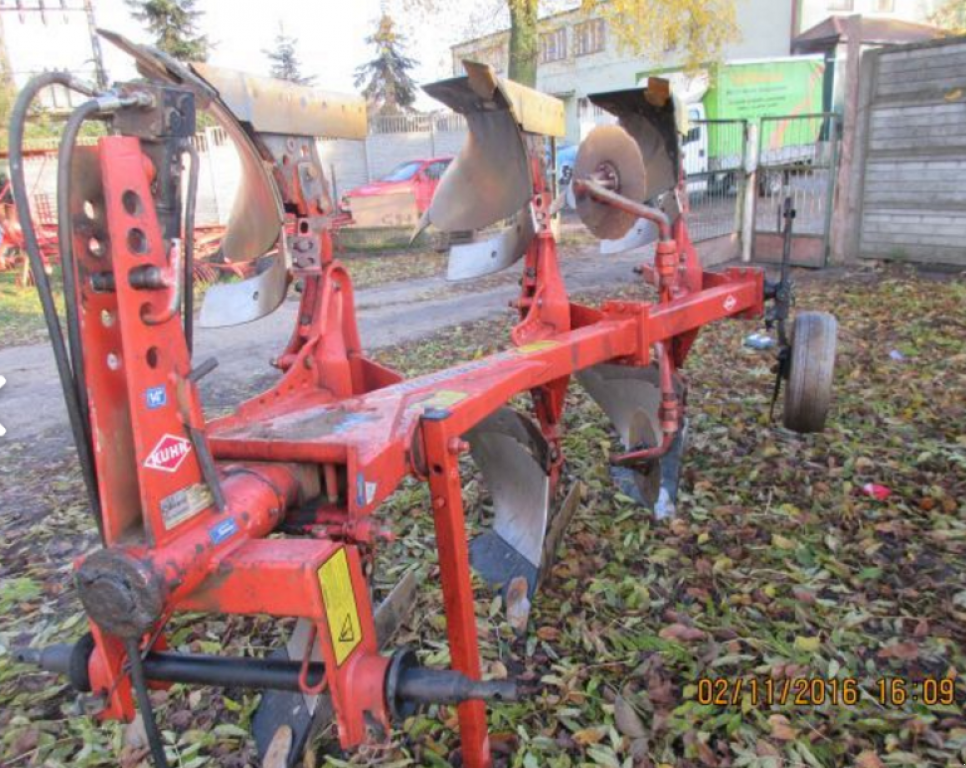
[142,238,184,326]
[93,90,156,113]
[297,625,328,696]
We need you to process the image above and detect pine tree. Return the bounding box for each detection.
[125,0,210,62]
[264,25,316,85]
[353,14,419,115]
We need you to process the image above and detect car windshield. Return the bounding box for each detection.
[381,162,423,182]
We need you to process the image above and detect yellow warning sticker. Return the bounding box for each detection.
[420,389,468,409]
[317,548,363,666]
[516,340,560,355]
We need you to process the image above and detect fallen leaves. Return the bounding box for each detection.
[1,263,965,767]
[767,714,799,741]
[793,635,822,654]
[876,641,920,661]
[856,750,886,768]
[613,695,648,739]
[659,623,708,643]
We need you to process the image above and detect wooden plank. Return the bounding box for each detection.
[878,77,966,98]
[879,50,966,76]
[877,42,966,64]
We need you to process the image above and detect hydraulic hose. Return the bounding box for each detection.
[58,98,103,444]
[8,73,102,536]
[610,343,681,468]
[182,141,199,354]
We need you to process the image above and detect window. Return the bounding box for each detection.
[424,161,451,181]
[380,162,423,182]
[540,27,567,63]
[872,0,895,11]
[478,43,508,73]
[826,0,854,10]
[453,42,507,75]
[574,18,606,56]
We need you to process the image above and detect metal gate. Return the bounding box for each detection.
[684,119,747,244]
[754,113,840,267]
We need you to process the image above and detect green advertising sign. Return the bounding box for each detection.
[636,57,827,161]
[704,58,826,122]
[705,58,826,159]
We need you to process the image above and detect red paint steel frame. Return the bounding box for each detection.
[75,134,763,768]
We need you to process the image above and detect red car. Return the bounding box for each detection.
[342,157,453,215]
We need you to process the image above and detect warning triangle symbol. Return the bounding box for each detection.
[339,614,356,643]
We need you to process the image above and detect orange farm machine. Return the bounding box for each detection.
[9,32,837,768]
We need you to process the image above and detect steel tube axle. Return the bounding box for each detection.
[17,643,517,705]
[572,178,674,241]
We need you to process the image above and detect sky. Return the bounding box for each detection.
[4,0,500,109]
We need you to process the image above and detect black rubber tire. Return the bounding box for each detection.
[783,311,838,433]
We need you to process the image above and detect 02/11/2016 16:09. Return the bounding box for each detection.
[696,676,959,708]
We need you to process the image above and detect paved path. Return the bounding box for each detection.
[0,246,647,454]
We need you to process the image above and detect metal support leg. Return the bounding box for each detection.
[421,415,492,768]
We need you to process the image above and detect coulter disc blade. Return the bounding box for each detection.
[574,125,648,240]
[587,85,683,206]
[600,218,659,256]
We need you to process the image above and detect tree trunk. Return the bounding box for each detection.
[508,0,539,86]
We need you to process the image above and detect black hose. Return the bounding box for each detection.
[8,73,103,536]
[182,141,199,354]
[58,99,102,447]
[125,639,170,768]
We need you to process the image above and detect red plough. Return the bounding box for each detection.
[10,32,838,768]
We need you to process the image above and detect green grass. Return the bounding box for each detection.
[0,249,449,351]
[339,249,447,289]
[0,266,58,348]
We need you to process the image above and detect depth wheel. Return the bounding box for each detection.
[783,311,838,433]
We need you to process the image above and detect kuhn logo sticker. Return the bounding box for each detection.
[144,434,192,473]
[723,294,738,312]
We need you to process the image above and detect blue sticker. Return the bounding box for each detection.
[356,471,366,507]
[331,412,378,435]
[146,385,167,410]
[209,517,238,545]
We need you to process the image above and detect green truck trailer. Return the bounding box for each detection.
[639,56,830,191]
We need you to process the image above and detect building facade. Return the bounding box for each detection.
[451,0,798,143]
[795,0,941,34]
